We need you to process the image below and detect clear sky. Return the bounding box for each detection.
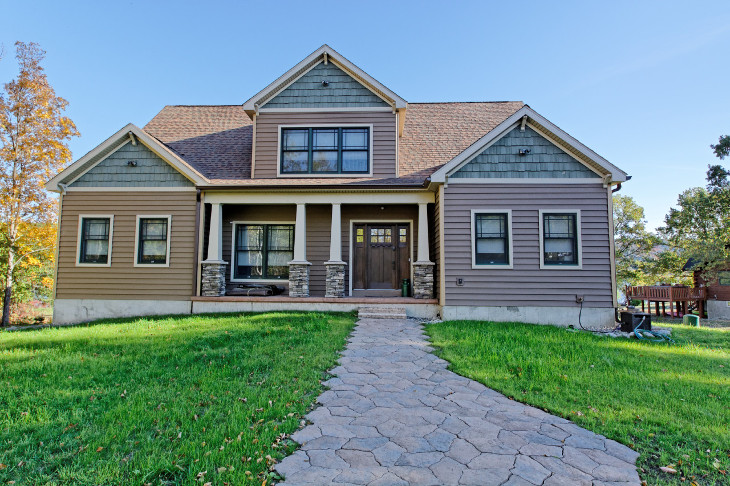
[2,0,728,230]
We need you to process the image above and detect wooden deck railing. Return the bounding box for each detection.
[626,286,706,302]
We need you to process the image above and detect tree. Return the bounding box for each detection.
[0,42,78,326]
[661,140,730,283]
[612,194,658,289]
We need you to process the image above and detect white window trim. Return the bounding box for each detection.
[276,124,374,178]
[134,215,172,268]
[76,214,114,267]
[230,220,296,284]
[538,209,583,270]
[470,209,513,270]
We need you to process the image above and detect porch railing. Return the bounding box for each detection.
[626,285,706,302]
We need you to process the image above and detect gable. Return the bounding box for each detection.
[451,126,601,179]
[70,141,194,188]
[263,62,390,109]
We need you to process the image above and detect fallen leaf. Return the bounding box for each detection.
[217,467,227,474]
[96,447,103,452]
[660,466,677,474]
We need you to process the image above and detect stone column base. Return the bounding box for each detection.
[325,261,346,298]
[413,261,435,299]
[288,261,311,298]
[201,261,227,297]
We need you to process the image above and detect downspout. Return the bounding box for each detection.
[611,183,622,193]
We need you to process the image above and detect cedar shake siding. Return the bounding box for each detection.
[442,183,613,308]
[56,191,197,300]
[253,112,397,179]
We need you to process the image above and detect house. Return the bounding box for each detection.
[46,45,628,327]
[683,259,730,320]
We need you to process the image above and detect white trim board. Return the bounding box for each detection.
[75,214,114,268]
[46,124,209,192]
[204,191,434,205]
[470,209,513,270]
[448,178,603,185]
[538,209,583,271]
[229,220,296,284]
[276,124,375,178]
[430,105,628,184]
[348,219,414,297]
[133,215,173,268]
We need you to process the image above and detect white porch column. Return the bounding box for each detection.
[205,202,224,262]
[416,202,431,263]
[327,203,344,263]
[292,203,308,263]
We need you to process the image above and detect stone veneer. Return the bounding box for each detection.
[288,262,311,298]
[201,261,227,297]
[325,262,346,298]
[413,261,435,299]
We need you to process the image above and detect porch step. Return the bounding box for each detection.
[358,306,407,320]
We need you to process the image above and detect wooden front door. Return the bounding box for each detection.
[353,223,410,292]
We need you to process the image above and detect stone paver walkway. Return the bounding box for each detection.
[276,318,641,486]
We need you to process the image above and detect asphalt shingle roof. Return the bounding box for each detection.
[143,101,524,186]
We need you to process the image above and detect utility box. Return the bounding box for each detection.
[619,311,652,332]
[683,314,700,327]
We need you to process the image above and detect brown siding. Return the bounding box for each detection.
[56,191,197,300]
[254,112,397,179]
[695,270,730,301]
[443,183,613,308]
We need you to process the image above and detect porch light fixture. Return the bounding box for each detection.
[127,160,138,167]
[321,80,329,87]
[518,149,531,156]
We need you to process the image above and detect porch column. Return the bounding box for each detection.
[201,202,227,297]
[413,202,435,299]
[325,203,346,298]
[289,203,311,297]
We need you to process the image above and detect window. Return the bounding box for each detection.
[541,211,581,267]
[233,224,295,280]
[78,216,113,266]
[471,210,512,268]
[135,216,171,266]
[719,271,730,286]
[281,127,370,174]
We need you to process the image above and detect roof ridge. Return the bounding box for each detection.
[163,104,245,107]
[408,101,523,105]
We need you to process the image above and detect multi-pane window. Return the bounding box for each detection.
[474,213,509,265]
[281,127,369,174]
[79,217,111,264]
[719,271,730,286]
[234,224,294,279]
[137,217,170,265]
[542,213,579,265]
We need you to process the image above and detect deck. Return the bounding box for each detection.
[626,285,706,318]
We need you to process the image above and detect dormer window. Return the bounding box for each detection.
[280,127,370,175]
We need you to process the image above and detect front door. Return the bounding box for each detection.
[353,223,410,295]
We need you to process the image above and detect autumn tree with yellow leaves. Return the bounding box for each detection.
[0,42,78,326]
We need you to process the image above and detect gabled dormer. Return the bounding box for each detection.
[243,45,407,179]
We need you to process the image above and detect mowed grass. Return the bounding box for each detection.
[0,312,356,485]
[426,321,730,486]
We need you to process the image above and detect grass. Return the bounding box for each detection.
[0,311,356,485]
[426,320,730,486]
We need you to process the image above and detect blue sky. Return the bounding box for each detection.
[2,0,729,230]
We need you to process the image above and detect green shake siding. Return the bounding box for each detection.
[452,126,601,179]
[71,142,193,187]
[265,62,389,108]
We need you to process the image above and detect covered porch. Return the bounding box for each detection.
[198,191,437,301]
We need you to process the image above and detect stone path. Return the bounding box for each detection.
[276,318,641,485]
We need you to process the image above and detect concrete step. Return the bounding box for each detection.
[358,306,407,320]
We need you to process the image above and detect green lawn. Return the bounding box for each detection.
[0,312,356,485]
[427,320,730,486]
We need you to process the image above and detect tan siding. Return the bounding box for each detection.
[56,191,197,300]
[306,205,331,297]
[254,112,397,179]
[443,184,613,308]
[432,193,441,301]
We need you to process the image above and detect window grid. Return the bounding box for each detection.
[281,127,369,174]
[474,213,509,265]
[138,218,169,265]
[234,224,294,280]
[542,213,578,265]
[80,218,110,264]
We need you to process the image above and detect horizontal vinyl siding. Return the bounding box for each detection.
[56,192,197,300]
[254,112,397,179]
[443,184,613,308]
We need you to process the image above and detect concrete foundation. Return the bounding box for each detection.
[707,300,730,320]
[440,305,616,329]
[53,299,192,325]
[192,300,440,319]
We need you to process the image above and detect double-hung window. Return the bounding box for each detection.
[233,224,294,280]
[281,127,370,174]
[471,210,512,268]
[541,211,581,267]
[135,216,171,266]
[78,216,113,266]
